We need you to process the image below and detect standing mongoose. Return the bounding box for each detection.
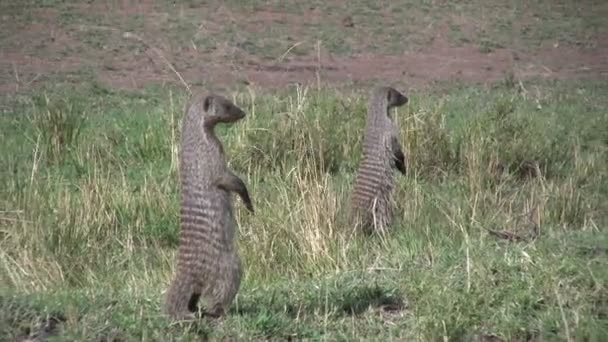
[163,93,254,320]
[349,86,408,234]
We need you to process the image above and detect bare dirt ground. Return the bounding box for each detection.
[1,2,606,95]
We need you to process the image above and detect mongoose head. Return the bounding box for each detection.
[368,86,408,120]
[200,94,246,126]
[379,86,408,109]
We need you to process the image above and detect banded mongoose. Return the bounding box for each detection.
[349,86,408,234]
[163,93,254,320]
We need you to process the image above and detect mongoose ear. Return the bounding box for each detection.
[203,96,213,112]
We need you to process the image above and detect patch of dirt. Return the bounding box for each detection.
[1,4,606,95]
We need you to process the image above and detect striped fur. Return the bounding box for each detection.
[350,86,408,234]
[163,93,253,320]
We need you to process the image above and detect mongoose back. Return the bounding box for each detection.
[349,86,408,234]
[163,93,254,320]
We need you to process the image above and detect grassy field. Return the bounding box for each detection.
[1,0,607,341]
[1,79,607,340]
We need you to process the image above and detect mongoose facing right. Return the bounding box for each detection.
[163,93,254,321]
[350,86,408,234]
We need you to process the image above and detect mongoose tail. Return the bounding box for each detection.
[214,171,255,213]
[163,273,199,320]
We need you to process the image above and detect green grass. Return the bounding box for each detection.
[1,79,607,340]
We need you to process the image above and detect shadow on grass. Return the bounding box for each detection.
[225,277,407,339]
[233,278,406,318]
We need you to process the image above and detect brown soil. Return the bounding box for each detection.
[1,3,606,95]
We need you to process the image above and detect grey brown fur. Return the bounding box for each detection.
[163,93,254,320]
[349,86,408,234]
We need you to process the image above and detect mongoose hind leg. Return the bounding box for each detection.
[372,198,392,235]
[202,251,242,318]
[163,274,201,320]
[352,197,390,235]
[351,211,373,235]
